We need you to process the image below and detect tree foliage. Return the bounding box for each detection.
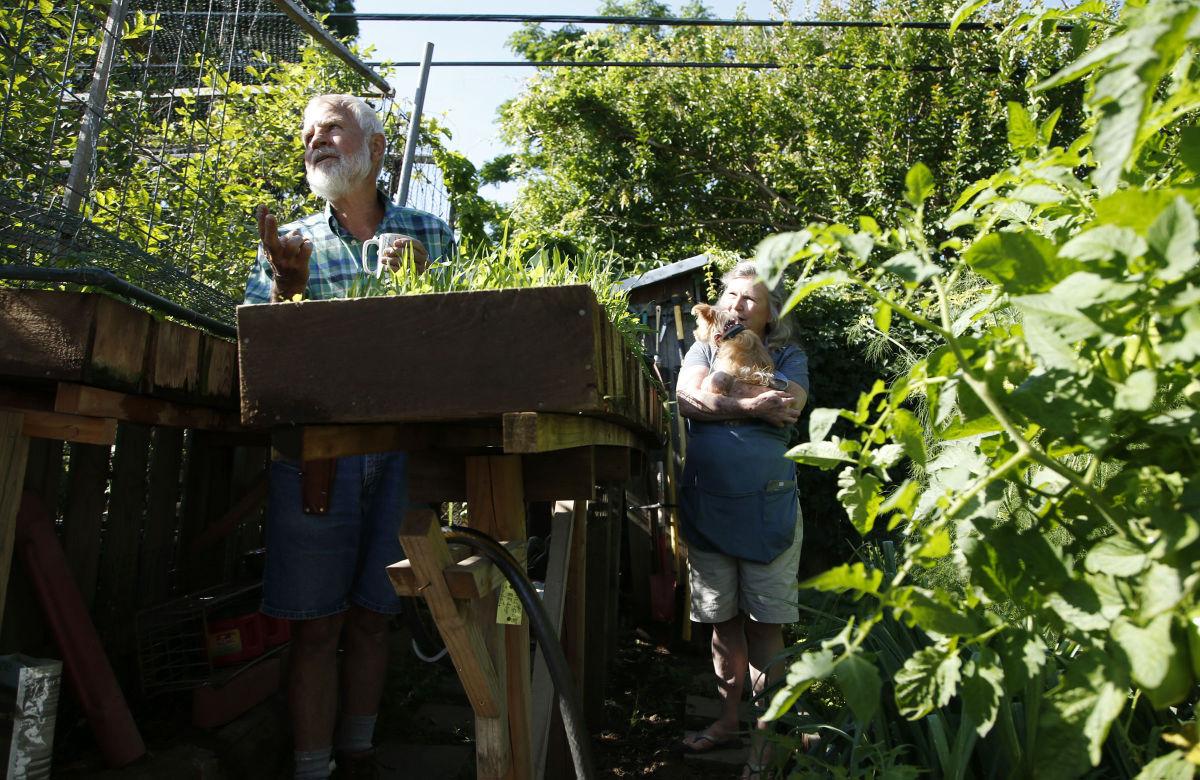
[499,0,1089,270]
[756,0,1200,775]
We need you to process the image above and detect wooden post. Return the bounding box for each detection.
[466,455,532,780]
[0,411,30,634]
[61,442,111,609]
[531,502,576,778]
[398,510,507,778]
[544,501,588,779]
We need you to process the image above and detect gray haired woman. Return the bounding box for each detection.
[675,261,809,779]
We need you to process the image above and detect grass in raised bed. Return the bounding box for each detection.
[350,236,648,360]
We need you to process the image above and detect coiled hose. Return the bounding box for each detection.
[443,525,595,780]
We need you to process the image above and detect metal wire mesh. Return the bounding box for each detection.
[0,0,439,329]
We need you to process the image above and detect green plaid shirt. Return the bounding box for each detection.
[243,192,455,304]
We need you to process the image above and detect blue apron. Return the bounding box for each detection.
[680,419,798,564]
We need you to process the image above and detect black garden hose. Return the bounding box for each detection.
[443,525,595,780]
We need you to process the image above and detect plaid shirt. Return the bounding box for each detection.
[243,192,455,304]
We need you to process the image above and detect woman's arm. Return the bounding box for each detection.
[676,365,800,427]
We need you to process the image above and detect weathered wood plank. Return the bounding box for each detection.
[290,422,501,461]
[237,287,605,427]
[0,290,96,382]
[148,319,202,400]
[94,423,151,649]
[17,409,117,445]
[544,500,588,779]
[0,411,30,635]
[387,542,527,600]
[0,437,60,653]
[410,449,595,503]
[531,502,576,780]
[398,510,502,718]
[466,455,532,780]
[200,336,238,405]
[90,295,151,388]
[54,383,239,430]
[503,412,641,454]
[141,426,184,607]
[178,431,235,590]
[61,442,111,609]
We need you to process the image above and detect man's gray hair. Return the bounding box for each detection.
[720,260,795,349]
[304,94,386,173]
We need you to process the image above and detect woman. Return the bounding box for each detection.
[675,261,809,778]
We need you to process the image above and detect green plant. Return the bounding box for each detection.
[755,0,1200,777]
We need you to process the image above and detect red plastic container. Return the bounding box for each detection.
[260,614,291,648]
[206,612,264,667]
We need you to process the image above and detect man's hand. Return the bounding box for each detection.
[743,390,802,428]
[257,205,312,301]
[380,235,429,273]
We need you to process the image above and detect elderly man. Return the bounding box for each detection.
[244,94,454,780]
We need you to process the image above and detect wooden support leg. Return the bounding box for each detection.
[0,411,30,635]
[545,501,588,779]
[531,501,576,778]
[398,510,509,778]
[467,456,532,780]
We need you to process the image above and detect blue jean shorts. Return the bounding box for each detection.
[261,452,408,620]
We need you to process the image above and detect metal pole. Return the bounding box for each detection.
[63,0,130,217]
[397,42,434,208]
[271,0,393,95]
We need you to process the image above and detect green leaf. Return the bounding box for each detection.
[1009,184,1064,205]
[765,648,836,721]
[1012,292,1101,371]
[1133,750,1196,780]
[1113,369,1157,411]
[904,163,934,207]
[891,408,928,467]
[873,299,893,334]
[965,231,1077,294]
[961,650,1005,737]
[837,468,883,535]
[1180,126,1200,175]
[755,231,811,286]
[914,528,951,563]
[882,250,942,284]
[1147,196,1199,281]
[1034,661,1127,772]
[787,440,855,469]
[894,645,961,720]
[808,407,841,443]
[1084,536,1148,577]
[780,271,849,316]
[1139,562,1184,620]
[800,562,883,597]
[1112,614,1192,709]
[835,652,882,725]
[949,0,992,35]
[1059,224,1148,263]
[1006,101,1038,153]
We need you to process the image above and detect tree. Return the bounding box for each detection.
[499,0,1086,270]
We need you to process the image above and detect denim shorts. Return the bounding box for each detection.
[261,452,408,620]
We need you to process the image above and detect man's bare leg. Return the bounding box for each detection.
[340,605,391,718]
[290,613,347,751]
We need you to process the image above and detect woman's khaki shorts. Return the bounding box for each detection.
[687,509,804,624]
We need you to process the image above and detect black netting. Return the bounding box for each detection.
[0,0,431,331]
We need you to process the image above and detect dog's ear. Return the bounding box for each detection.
[691,303,717,344]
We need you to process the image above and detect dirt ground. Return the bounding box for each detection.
[46,619,772,779]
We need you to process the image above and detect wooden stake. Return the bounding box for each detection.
[0,411,30,634]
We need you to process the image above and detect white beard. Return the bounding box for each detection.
[306,142,374,202]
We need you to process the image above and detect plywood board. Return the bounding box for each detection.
[238,287,607,427]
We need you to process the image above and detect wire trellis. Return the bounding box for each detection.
[0,0,436,329]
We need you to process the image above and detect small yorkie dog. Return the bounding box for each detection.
[692,303,783,398]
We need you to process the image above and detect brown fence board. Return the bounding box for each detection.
[61,442,111,609]
[95,423,151,651]
[141,426,185,607]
